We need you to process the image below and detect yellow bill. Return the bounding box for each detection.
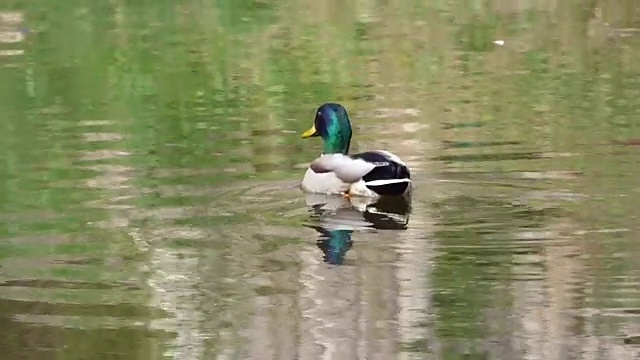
[301,125,317,138]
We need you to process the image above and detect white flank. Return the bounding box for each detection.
[300,168,350,194]
[310,153,377,183]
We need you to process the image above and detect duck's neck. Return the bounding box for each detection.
[322,135,351,155]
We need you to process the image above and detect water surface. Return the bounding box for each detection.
[1,1,640,359]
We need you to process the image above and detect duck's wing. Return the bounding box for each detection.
[309,151,411,196]
[309,154,377,183]
[351,150,411,196]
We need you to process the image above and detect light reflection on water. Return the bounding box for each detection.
[1,1,640,359]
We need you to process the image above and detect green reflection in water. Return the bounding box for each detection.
[1,0,640,359]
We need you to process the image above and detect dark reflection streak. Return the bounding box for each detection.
[434,152,544,162]
[438,179,546,191]
[303,194,412,265]
[441,140,523,149]
[0,279,141,290]
[0,299,169,319]
[437,179,546,190]
[441,122,484,130]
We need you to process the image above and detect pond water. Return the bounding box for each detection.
[1,1,640,359]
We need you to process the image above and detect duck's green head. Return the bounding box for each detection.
[301,103,353,154]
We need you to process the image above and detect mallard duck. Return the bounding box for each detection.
[301,103,412,198]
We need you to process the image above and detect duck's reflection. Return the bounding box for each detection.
[304,194,412,265]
